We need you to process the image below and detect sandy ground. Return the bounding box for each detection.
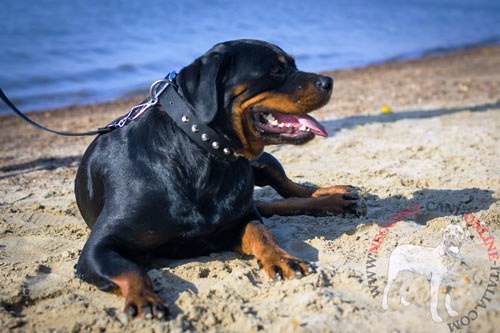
[1,46,499,333]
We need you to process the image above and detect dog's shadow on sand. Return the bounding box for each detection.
[0,155,81,180]
[320,101,499,136]
[149,267,200,315]
[145,254,245,315]
[266,187,496,262]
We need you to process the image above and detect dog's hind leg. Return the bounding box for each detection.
[429,277,443,322]
[252,153,366,217]
[445,287,458,316]
[76,216,168,320]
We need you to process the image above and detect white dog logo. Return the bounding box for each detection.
[381,224,467,322]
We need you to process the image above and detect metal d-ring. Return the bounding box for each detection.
[108,73,178,127]
[149,79,170,105]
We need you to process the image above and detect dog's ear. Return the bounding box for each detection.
[177,50,227,124]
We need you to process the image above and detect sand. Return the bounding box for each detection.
[0,46,499,333]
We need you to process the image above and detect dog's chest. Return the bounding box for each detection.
[166,158,254,233]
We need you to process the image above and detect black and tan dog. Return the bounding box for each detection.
[75,39,366,320]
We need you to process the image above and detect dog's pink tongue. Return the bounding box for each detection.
[298,115,329,137]
[274,113,329,137]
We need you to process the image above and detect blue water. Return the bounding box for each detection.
[1,0,499,114]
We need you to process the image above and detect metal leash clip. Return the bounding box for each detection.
[111,71,177,128]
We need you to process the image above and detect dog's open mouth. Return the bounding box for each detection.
[251,111,328,138]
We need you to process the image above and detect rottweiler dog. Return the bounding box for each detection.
[75,39,366,320]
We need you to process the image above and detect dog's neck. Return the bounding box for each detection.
[157,84,242,162]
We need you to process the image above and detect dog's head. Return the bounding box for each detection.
[441,224,466,255]
[177,39,333,159]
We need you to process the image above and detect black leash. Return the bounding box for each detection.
[0,88,113,136]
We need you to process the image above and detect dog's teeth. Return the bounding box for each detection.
[286,124,292,128]
[306,127,310,132]
[271,120,279,126]
[278,123,285,128]
[266,114,276,122]
[299,124,307,131]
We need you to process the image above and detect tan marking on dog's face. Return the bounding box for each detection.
[231,100,265,159]
[231,84,248,98]
[243,84,327,113]
[230,81,330,159]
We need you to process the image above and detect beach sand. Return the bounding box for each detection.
[1,46,499,333]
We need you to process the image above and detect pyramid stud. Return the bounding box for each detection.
[191,125,199,132]
[181,115,189,123]
[223,148,231,155]
[201,134,209,141]
[212,142,220,149]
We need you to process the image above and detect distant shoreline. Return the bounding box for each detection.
[367,37,500,67]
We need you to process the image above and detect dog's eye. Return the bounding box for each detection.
[271,66,284,75]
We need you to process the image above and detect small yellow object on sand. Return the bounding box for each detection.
[381,105,391,113]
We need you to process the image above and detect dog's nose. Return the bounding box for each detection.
[316,75,333,91]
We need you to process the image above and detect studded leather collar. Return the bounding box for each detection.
[157,83,240,162]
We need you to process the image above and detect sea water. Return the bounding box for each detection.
[0,0,499,113]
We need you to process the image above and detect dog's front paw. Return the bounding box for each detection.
[124,290,169,320]
[258,252,315,280]
[311,185,367,217]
